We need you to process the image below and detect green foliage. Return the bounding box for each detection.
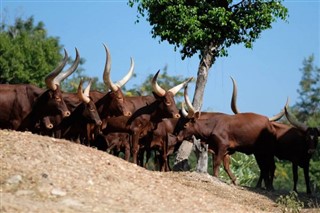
[0,16,62,88]
[216,153,259,186]
[276,191,304,213]
[128,0,288,59]
[294,54,320,123]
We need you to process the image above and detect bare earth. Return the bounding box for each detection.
[0,130,318,213]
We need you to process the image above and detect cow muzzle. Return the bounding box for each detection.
[174,113,181,118]
[124,112,132,117]
[46,123,54,129]
[63,110,71,117]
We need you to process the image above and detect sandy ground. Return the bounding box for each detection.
[1,129,319,213]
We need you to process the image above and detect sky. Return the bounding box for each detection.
[1,0,319,118]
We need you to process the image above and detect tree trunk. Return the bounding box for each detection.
[173,44,217,172]
[192,44,217,110]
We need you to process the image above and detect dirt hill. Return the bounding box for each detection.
[0,130,318,212]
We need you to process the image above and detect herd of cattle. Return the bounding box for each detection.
[0,45,319,194]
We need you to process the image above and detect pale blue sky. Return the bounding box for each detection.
[1,0,319,118]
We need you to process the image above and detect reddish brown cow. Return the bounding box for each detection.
[177,108,278,189]
[0,49,79,131]
[143,78,285,173]
[174,81,288,188]
[100,70,193,164]
[54,79,102,144]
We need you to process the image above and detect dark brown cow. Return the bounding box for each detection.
[230,77,319,193]
[93,132,131,160]
[0,49,79,131]
[54,79,102,143]
[93,44,135,119]
[255,108,319,194]
[38,44,134,138]
[100,70,193,164]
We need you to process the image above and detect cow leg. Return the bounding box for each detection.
[256,173,263,189]
[303,163,311,194]
[212,150,224,178]
[131,132,140,164]
[124,140,131,162]
[292,163,299,193]
[269,160,276,188]
[223,154,237,185]
[255,154,271,190]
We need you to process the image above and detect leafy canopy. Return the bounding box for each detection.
[0,16,62,88]
[128,0,288,59]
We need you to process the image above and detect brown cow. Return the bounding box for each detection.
[174,81,289,189]
[54,79,102,144]
[256,108,319,194]
[38,44,134,139]
[230,77,319,193]
[0,48,79,131]
[144,77,285,173]
[100,70,193,164]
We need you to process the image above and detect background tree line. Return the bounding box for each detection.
[1,16,319,193]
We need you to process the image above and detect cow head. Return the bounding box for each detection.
[43,48,80,118]
[285,106,319,155]
[102,44,134,117]
[78,79,102,126]
[151,70,193,119]
[175,84,205,141]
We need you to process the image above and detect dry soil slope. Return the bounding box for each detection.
[1,129,282,213]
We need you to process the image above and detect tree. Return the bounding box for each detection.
[0,16,63,88]
[293,54,320,125]
[128,0,288,110]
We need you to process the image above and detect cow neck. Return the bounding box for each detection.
[56,103,86,132]
[126,99,162,125]
[18,89,56,131]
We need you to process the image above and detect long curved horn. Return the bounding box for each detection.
[184,84,196,117]
[181,102,188,118]
[285,106,308,131]
[152,70,166,97]
[168,77,193,96]
[269,97,289,121]
[115,57,134,88]
[83,79,92,98]
[45,49,68,90]
[230,76,240,114]
[102,44,118,92]
[54,47,80,85]
[78,79,90,104]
